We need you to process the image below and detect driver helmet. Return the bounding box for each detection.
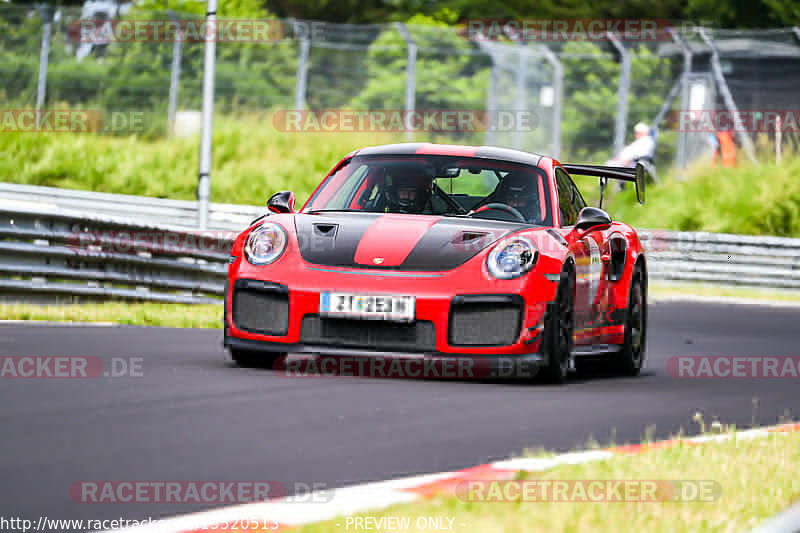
[491,171,541,222]
[384,166,433,213]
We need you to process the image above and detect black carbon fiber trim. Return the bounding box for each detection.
[295,212,527,271]
[402,219,526,270]
[300,315,436,352]
[354,144,543,166]
[294,212,379,267]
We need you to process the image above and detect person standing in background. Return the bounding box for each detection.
[606,122,656,168]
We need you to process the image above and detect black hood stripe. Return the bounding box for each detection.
[294,212,380,267]
[295,213,529,271]
[402,218,526,270]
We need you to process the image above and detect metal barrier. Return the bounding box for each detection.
[0,204,234,304]
[1,185,799,304]
[640,230,800,289]
[0,183,264,231]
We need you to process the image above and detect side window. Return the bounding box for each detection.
[555,169,578,226]
[571,182,586,214]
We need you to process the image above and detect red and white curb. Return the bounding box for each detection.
[104,422,800,533]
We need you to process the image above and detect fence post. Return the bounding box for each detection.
[167,11,183,137]
[669,28,693,178]
[35,4,53,129]
[513,45,527,150]
[485,54,498,146]
[471,33,498,146]
[197,0,218,229]
[607,32,630,159]
[539,45,562,159]
[697,27,758,165]
[394,23,417,142]
[292,20,310,111]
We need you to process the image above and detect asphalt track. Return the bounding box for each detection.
[0,300,799,527]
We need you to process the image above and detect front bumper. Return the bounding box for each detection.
[226,334,545,380]
[224,259,558,358]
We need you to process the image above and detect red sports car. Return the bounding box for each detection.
[223,143,648,383]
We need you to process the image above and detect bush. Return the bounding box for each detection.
[607,155,800,237]
[0,114,399,206]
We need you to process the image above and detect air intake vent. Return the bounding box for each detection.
[313,223,338,236]
[232,280,289,335]
[460,231,488,242]
[300,315,436,352]
[449,295,523,346]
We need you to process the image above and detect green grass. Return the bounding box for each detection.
[295,429,800,533]
[0,114,398,207]
[605,155,800,237]
[0,282,796,330]
[649,281,800,304]
[3,119,799,237]
[0,302,221,328]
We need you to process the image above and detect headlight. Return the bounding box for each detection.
[487,237,538,279]
[244,223,287,265]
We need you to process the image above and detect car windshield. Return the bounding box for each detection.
[304,155,552,225]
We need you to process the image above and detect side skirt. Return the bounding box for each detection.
[571,344,623,357]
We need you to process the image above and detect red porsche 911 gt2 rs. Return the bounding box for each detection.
[223,143,648,383]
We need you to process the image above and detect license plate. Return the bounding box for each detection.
[319,292,415,322]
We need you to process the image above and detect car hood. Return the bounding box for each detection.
[294,212,530,271]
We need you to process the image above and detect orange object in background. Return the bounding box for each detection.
[712,131,737,167]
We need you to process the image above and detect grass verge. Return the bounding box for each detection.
[296,429,800,533]
[1,281,798,329]
[4,113,799,238]
[649,281,800,304]
[0,115,397,207]
[605,155,800,237]
[0,302,220,328]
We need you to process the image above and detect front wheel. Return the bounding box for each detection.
[229,348,285,369]
[538,269,575,384]
[616,265,647,376]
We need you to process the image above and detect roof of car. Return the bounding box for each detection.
[354,143,543,167]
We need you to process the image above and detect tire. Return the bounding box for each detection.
[616,265,647,376]
[229,348,285,369]
[539,268,575,384]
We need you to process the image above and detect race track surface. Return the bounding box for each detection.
[0,301,798,526]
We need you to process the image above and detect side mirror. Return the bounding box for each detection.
[267,191,295,214]
[575,207,612,232]
[634,162,647,205]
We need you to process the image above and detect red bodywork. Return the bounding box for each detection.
[224,144,646,359]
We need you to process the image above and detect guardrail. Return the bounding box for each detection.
[1,184,799,303]
[0,182,264,231]
[640,230,800,289]
[0,204,234,304]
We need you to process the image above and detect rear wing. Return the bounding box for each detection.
[561,162,647,207]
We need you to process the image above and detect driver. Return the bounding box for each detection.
[383,167,433,213]
[488,171,541,222]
